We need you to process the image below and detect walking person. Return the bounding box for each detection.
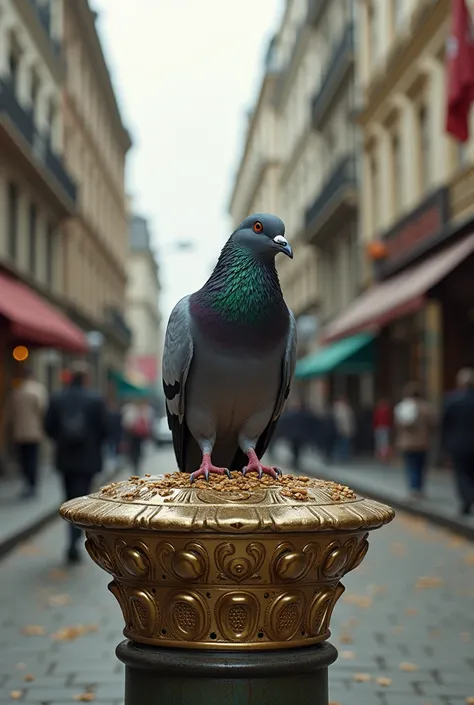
[122,398,154,474]
[441,368,474,516]
[107,399,124,471]
[8,366,47,499]
[332,396,356,462]
[44,361,109,564]
[373,397,393,463]
[394,382,435,501]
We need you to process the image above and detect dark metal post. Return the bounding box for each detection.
[116,641,338,705]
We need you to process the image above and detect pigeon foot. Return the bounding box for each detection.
[190,453,231,483]
[241,449,282,480]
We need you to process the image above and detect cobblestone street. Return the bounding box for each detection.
[0,447,473,705]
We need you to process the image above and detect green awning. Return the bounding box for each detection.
[108,370,152,398]
[295,333,375,379]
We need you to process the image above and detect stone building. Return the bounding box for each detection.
[62,0,132,393]
[126,215,161,392]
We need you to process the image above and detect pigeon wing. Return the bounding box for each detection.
[162,295,194,471]
[255,309,298,460]
[230,309,298,469]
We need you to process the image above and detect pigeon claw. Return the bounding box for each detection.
[242,463,282,480]
[190,456,231,483]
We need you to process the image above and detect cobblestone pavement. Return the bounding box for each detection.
[0,447,473,705]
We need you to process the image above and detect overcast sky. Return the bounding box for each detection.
[92,0,282,321]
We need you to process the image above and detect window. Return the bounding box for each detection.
[46,224,55,287]
[371,154,380,231]
[458,142,468,167]
[30,71,40,121]
[418,105,430,191]
[391,133,402,211]
[392,0,404,31]
[7,182,18,260]
[8,48,18,91]
[368,1,378,65]
[28,203,37,274]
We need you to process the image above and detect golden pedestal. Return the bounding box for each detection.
[59,471,394,652]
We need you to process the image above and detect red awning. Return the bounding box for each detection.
[0,272,87,352]
[322,233,474,343]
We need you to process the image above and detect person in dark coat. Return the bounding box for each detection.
[44,361,109,564]
[441,368,474,516]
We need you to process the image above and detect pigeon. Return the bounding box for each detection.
[162,213,297,482]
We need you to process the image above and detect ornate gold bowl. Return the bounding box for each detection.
[59,472,394,651]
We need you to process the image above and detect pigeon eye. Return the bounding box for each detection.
[253,221,263,233]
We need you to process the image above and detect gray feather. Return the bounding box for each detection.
[162,295,193,422]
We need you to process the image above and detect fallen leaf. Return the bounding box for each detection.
[10,692,22,701]
[21,625,45,636]
[48,594,71,606]
[466,698,474,705]
[341,650,355,660]
[376,677,392,687]
[400,662,419,671]
[17,543,41,556]
[51,625,98,641]
[23,675,35,682]
[49,569,68,581]
[339,634,353,644]
[415,576,443,590]
[15,663,26,670]
[405,608,418,616]
[354,673,372,682]
[74,694,95,702]
[391,542,406,556]
[464,553,474,566]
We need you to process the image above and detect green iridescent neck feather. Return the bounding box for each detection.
[195,241,285,325]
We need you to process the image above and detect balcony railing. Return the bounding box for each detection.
[311,23,354,129]
[0,79,77,205]
[29,0,62,57]
[105,306,133,347]
[304,155,357,231]
[307,0,330,27]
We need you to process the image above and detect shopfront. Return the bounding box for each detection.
[0,272,87,469]
[320,186,474,406]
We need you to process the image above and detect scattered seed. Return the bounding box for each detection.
[354,673,372,682]
[376,677,392,686]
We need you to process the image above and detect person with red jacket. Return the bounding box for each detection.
[373,398,393,462]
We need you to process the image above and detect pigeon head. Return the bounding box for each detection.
[231,213,293,260]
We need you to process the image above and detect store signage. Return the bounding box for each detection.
[381,188,450,268]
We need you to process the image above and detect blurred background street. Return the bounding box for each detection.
[0,448,474,705]
[2,0,474,703]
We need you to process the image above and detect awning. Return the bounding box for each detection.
[322,233,474,343]
[0,272,87,352]
[295,333,375,379]
[108,369,151,398]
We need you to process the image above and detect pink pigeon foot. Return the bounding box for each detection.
[190,453,231,482]
[241,449,282,479]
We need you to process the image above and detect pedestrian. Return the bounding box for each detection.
[394,381,435,501]
[44,361,109,564]
[107,399,124,471]
[332,396,356,462]
[441,368,474,516]
[373,397,393,463]
[7,365,47,499]
[122,397,154,474]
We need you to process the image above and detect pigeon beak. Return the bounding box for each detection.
[273,235,293,259]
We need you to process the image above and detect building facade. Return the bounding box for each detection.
[229,0,360,409]
[0,0,88,460]
[125,215,161,392]
[62,0,132,394]
[322,0,474,408]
